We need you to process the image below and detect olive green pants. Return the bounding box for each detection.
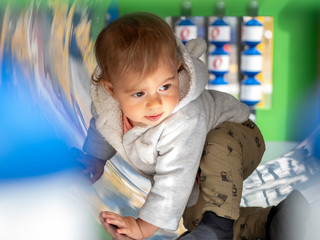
[183,120,272,240]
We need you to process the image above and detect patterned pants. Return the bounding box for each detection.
[183,120,272,240]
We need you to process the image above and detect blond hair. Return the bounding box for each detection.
[93,12,178,83]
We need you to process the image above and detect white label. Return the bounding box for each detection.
[242,26,263,42]
[208,26,231,42]
[241,54,262,72]
[240,84,262,102]
[175,25,197,42]
[208,55,230,72]
[207,83,230,94]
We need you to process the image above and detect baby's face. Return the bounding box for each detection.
[105,61,180,127]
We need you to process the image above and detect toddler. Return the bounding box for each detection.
[75,12,310,240]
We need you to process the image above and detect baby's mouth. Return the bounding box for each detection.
[145,113,163,122]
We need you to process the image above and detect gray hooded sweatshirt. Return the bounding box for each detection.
[83,38,250,231]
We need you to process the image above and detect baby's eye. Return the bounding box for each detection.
[133,92,145,97]
[159,84,171,91]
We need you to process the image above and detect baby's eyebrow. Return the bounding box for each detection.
[162,75,177,84]
[123,82,146,94]
[124,86,142,94]
[124,75,176,93]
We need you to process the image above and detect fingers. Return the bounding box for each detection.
[69,148,105,184]
[100,212,138,240]
[101,211,122,221]
[70,147,83,155]
[91,171,103,183]
[75,154,95,173]
[117,227,130,236]
[91,166,105,183]
[76,154,92,166]
[101,211,118,218]
[101,212,126,228]
[99,214,122,239]
[72,149,90,168]
[83,164,94,174]
[77,158,103,183]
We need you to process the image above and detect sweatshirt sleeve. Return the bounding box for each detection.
[83,105,116,160]
[138,113,207,231]
[207,90,250,128]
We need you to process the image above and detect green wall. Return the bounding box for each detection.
[118,0,320,142]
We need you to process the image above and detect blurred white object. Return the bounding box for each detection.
[0,173,100,240]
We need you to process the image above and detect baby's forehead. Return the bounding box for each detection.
[115,62,178,89]
[115,53,177,77]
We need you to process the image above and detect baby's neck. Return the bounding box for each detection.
[122,112,133,134]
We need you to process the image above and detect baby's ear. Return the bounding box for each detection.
[102,80,116,99]
[185,38,207,59]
